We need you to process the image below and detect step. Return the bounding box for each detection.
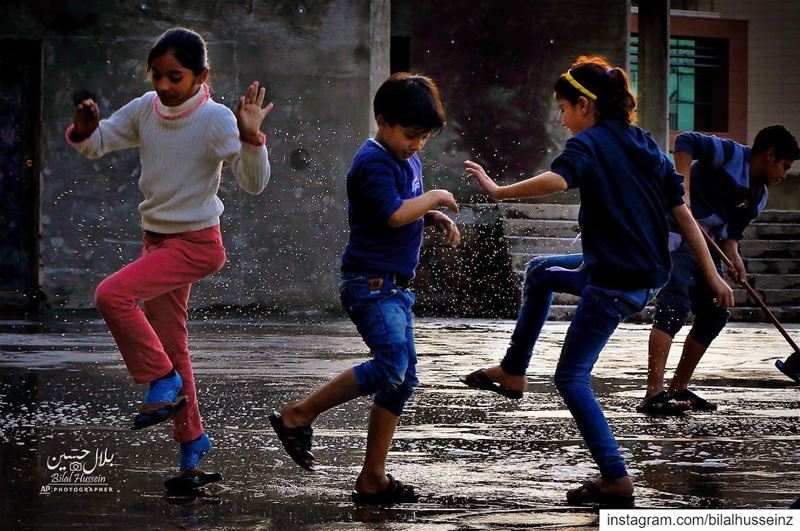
[498,203,580,221]
[550,305,800,323]
[728,306,800,323]
[734,288,800,307]
[739,239,800,259]
[749,274,800,290]
[511,268,799,307]
[743,258,800,274]
[754,210,800,224]
[744,223,800,240]
[507,236,583,256]
[501,218,581,238]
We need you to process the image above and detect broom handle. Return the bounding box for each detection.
[700,227,800,354]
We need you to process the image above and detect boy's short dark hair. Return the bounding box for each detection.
[752,125,800,161]
[373,72,446,133]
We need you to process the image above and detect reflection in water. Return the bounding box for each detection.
[0,318,799,529]
[165,493,224,530]
[0,371,41,527]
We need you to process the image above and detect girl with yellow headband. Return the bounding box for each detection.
[459,55,734,508]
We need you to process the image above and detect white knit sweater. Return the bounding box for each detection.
[67,84,270,234]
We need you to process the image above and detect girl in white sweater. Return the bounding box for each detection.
[67,27,272,491]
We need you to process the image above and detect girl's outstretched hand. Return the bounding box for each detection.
[236,81,274,145]
[71,98,99,142]
[465,160,502,200]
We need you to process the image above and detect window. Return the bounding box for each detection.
[630,34,729,132]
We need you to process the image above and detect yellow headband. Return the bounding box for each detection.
[564,70,597,101]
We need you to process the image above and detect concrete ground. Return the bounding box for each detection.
[1,316,799,530]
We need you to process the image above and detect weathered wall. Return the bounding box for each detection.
[391,0,631,205]
[712,0,800,209]
[2,0,634,314]
[1,0,375,311]
[390,0,632,315]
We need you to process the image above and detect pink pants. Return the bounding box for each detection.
[95,225,226,442]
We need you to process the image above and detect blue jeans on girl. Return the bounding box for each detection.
[501,254,655,479]
[340,272,418,416]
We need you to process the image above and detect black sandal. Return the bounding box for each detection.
[566,480,635,508]
[459,369,523,399]
[636,390,689,416]
[164,469,223,492]
[269,411,315,471]
[352,474,419,505]
[776,356,800,384]
[671,388,717,411]
[131,395,188,430]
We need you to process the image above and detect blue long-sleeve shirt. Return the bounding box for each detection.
[551,119,685,290]
[340,139,425,278]
[674,132,767,241]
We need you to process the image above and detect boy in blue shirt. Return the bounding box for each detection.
[639,125,800,414]
[270,73,459,504]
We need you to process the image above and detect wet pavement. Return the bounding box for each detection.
[1,315,799,529]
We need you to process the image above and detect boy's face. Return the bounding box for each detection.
[376,117,431,161]
[761,151,794,186]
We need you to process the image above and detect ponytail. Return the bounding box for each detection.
[554,56,637,125]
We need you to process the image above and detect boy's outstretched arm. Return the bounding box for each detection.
[672,204,735,307]
[464,160,567,200]
[388,189,458,228]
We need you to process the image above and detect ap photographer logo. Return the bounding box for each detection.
[41,447,116,495]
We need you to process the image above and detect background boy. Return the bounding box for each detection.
[640,125,800,414]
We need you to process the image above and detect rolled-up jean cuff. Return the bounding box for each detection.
[651,321,677,338]
[352,362,377,396]
[373,397,404,417]
[500,358,527,376]
[601,464,629,480]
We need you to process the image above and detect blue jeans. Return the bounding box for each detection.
[340,272,418,417]
[501,254,655,479]
[652,240,730,347]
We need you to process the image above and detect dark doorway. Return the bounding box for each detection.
[0,41,40,312]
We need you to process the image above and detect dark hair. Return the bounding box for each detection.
[554,55,637,125]
[752,125,800,161]
[373,72,446,133]
[147,27,208,75]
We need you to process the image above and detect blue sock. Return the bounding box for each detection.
[145,369,182,404]
[180,433,212,470]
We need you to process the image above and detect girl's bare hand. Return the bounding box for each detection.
[465,160,501,200]
[235,81,274,145]
[71,99,99,141]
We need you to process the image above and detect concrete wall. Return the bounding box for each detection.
[391,0,631,205]
[2,0,634,314]
[390,0,632,315]
[712,0,800,209]
[1,0,377,311]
